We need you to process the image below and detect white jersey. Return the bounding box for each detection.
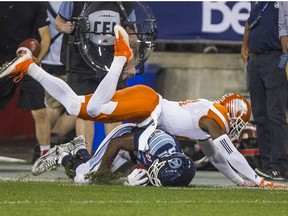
[158,98,231,141]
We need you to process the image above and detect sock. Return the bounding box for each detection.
[40,145,50,156]
[75,149,91,163]
[28,63,82,116]
[213,134,262,185]
[60,153,72,166]
[86,56,126,117]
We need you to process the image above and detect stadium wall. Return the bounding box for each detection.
[147,52,247,101]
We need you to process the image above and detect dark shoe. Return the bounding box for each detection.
[285,170,288,179]
[255,167,285,181]
[270,170,285,181]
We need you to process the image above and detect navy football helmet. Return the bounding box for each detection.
[148,152,196,187]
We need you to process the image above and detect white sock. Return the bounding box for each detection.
[213,134,262,185]
[28,63,82,116]
[40,145,50,156]
[86,56,126,117]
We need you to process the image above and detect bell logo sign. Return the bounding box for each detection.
[202,2,250,35]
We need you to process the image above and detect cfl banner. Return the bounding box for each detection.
[147,1,250,42]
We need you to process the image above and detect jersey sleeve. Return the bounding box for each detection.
[205,103,231,134]
[58,2,74,20]
[35,3,50,29]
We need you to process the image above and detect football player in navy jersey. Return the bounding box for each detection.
[31,123,196,187]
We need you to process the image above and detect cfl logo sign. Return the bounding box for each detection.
[202,2,250,35]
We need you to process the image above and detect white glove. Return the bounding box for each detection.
[124,168,149,186]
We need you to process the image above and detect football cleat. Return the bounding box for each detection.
[258,179,288,189]
[69,135,87,155]
[241,180,257,187]
[31,136,87,176]
[31,145,64,176]
[0,51,34,82]
[114,25,133,61]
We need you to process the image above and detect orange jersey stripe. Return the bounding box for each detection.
[205,103,231,133]
[78,85,159,124]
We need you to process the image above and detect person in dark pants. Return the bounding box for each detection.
[0,2,52,162]
[241,2,288,180]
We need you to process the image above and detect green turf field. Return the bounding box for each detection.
[0,181,287,216]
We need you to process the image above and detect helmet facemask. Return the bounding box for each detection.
[229,112,248,141]
[147,159,165,186]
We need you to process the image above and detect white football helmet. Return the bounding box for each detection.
[218,93,251,141]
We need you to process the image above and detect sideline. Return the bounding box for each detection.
[0,156,27,163]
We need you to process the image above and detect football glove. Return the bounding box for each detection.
[124,168,149,186]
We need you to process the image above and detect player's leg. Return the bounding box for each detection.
[0,53,83,117]
[213,134,288,188]
[86,25,133,117]
[198,139,251,187]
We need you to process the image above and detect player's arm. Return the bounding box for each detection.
[198,117,261,186]
[36,25,51,64]
[97,132,135,172]
[199,117,225,139]
[88,132,135,184]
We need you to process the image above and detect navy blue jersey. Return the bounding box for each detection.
[133,128,183,166]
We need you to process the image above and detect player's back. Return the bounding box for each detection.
[134,129,182,166]
[158,98,222,140]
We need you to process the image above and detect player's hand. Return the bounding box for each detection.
[125,168,149,186]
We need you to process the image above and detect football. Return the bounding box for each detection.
[17,38,40,57]
[128,163,149,177]
[131,163,149,171]
[126,163,149,186]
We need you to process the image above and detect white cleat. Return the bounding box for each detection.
[113,25,133,61]
[31,136,87,176]
[31,146,63,176]
[0,51,33,81]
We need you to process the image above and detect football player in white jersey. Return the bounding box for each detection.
[1,25,287,189]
